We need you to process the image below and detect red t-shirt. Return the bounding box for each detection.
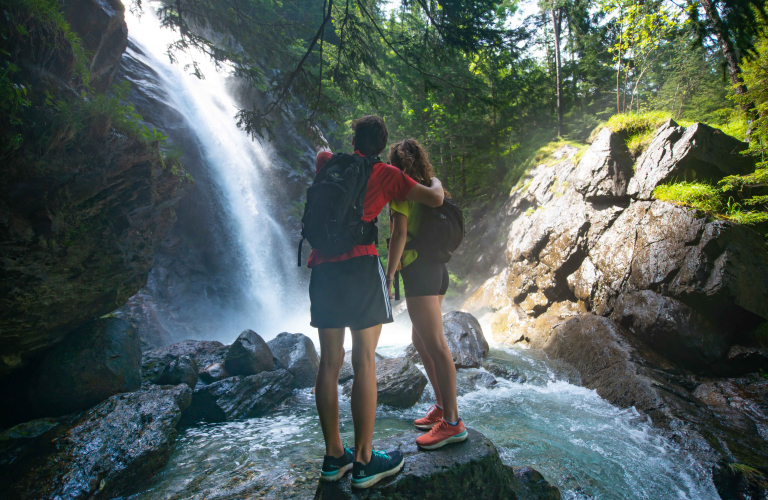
[306,150,417,268]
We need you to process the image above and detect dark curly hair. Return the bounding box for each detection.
[388,138,435,186]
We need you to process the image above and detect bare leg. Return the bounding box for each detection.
[412,326,443,407]
[315,328,346,458]
[350,324,382,464]
[407,295,458,422]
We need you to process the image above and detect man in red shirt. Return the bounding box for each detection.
[310,116,444,488]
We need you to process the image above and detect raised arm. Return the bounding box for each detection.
[405,177,444,208]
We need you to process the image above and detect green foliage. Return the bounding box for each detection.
[728,464,768,490]
[605,111,675,135]
[653,181,768,227]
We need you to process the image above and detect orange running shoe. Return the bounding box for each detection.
[414,405,443,430]
[416,418,468,450]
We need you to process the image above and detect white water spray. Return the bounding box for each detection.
[123,1,310,340]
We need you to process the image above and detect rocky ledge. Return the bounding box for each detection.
[315,428,559,500]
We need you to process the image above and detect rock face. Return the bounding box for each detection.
[224,330,274,376]
[628,120,754,200]
[342,357,427,408]
[179,369,294,425]
[315,428,560,500]
[267,332,319,388]
[574,127,633,201]
[27,317,141,417]
[62,0,128,90]
[0,0,187,376]
[0,384,191,500]
[610,290,730,371]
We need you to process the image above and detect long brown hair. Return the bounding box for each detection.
[388,138,435,186]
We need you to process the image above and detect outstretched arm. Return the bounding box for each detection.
[405,177,444,207]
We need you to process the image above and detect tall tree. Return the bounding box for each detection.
[550,2,563,135]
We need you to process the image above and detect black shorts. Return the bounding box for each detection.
[309,256,393,330]
[400,256,449,298]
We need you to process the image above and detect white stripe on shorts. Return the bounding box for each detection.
[377,258,392,318]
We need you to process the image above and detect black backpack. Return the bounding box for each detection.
[404,197,465,264]
[297,153,380,265]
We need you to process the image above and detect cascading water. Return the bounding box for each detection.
[122,4,720,499]
[121,1,311,341]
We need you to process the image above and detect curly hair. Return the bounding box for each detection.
[388,138,435,186]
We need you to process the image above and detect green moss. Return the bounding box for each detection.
[653,181,768,226]
[754,322,768,348]
[572,144,589,166]
[626,129,656,157]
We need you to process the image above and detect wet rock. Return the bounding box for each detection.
[339,350,384,383]
[511,466,563,500]
[142,339,225,386]
[404,343,421,364]
[456,370,498,395]
[573,127,633,201]
[225,330,273,376]
[267,332,319,388]
[483,361,522,382]
[692,378,768,442]
[628,120,754,200]
[0,384,191,500]
[62,0,128,90]
[314,428,560,499]
[179,369,293,425]
[199,362,230,384]
[443,311,489,368]
[610,290,729,370]
[27,318,141,418]
[342,357,427,408]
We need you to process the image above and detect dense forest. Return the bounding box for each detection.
[139,0,768,232]
[2,0,767,234]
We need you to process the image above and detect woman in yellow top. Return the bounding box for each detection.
[386,139,467,450]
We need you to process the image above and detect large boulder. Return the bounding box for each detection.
[267,332,319,388]
[314,428,560,499]
[628,120,755,200]
[0,384,191,500]
[179,369,294,425]
[342,357,427,408]
[26,317,141,418]
[573,127,633,201]
[224,330,273,376]
[443,312,490,368]
[610,290,730,370]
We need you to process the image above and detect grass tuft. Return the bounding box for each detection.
[654,181,768,226]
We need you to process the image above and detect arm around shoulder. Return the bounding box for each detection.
[405,177,444,208]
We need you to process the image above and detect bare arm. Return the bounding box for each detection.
[310,125,331,154]
[405,177,444,208]
[387,211,408,285]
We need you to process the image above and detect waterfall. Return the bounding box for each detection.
[122,1,310,342]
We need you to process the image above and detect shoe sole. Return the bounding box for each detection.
[350,457,405,489]
[320,463,353,481]
[414,422,438,431]
[417,430,469,450]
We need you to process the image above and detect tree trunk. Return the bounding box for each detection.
[616,5,623,114]
[699,0,747,97]
[551,5,563,136]
[460,153,467,199]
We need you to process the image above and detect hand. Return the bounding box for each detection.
[386,278,394,299]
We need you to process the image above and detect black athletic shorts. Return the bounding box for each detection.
[400,256,449,298]
[309,255,394,330]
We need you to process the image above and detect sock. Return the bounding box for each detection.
[444,418,460,426]
[435,404,443,410]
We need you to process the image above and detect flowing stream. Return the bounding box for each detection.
[123,5,720,499]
